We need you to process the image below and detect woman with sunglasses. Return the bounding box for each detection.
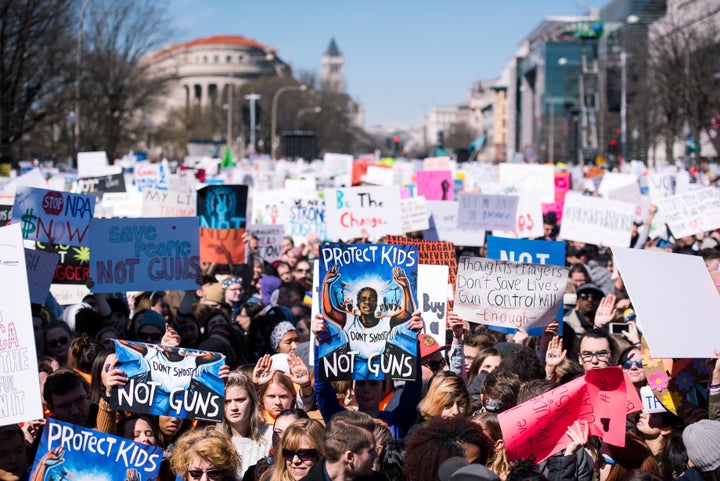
[170,426,239,481]
[268,418,324,481]
[220,371,273,479]
[43,320,72,367]
[618,346,646,390]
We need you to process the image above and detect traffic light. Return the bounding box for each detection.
[437,130,445,150]
[608,138,618,155]
[392,136,400,157]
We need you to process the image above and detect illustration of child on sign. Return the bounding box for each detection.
[317,243,420,381]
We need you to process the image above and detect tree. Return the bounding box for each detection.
[79,0,177,159]
[445,122,477,151]
[0,0,76,163]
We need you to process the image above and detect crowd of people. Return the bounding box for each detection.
[3,208,720,481]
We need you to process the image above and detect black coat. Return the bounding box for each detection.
[300,459,387,481]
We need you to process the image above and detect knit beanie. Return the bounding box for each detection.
[683,419,720,471]
[136,310,166,332]
[203,283,225,305]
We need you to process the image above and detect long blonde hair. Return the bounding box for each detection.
[417,371,470,420]
[268,419,325,481]
[221,370,266,443]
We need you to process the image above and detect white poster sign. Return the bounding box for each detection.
[0,223,43,425]
[613,247,720,358]
[425,201,484,247]
[658,188,720,239]
[98,192,143,218]
[499,163,555,203]
[141,189,196,218]
[647,173,675,205]
[418,264,449,348]
[457,193,519,232]
[325,186,403,240]
[559,192,634,247]
[400,196,430,233]
[77,151,110,178]
[247,224,285,263]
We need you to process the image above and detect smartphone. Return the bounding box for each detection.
[609,322,630,335]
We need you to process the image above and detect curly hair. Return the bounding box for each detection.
[170,426,239,481]
[404,417,493,481]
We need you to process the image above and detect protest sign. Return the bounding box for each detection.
[90,217,200,293]
[99,191,143,218]
[640,386,667,414]
[559,192,634,247]
[36,242,90,285]
[416,170,454,201]
[49,284,89,306]
[134,162,168,191]
[110,340,225,421]
[425,200,483,246]
[31,418,163,481]
[251,188,291,225]
[289,196,327,243]
[613,247,720,358]
[76,151,109,178]
[363,165,395,186]
[0,224,43,426]
[542,171,571,223]
[423,156,451,171]
[12,186,95,247]
[324,153,353,187]
[454,256,567,330]
[247,224,285,263]
[317,243,419,381]
[198,185,248,264]
[658,188,720,239]
[493,194,544,239]
[141,189,197,218]
[499,163,555,203]
[418,264,449,347]
[70,173,126,197]
[24,248,59,305]
[0,194,13,226]
[647,173,676,205]
[499,367,641,463]
[400,196,430,233]
[457,193,519,232]
[325,186,403,240]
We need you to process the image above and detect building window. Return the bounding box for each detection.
[238,55,244,63]
[226,55,232,63]
[214,55,219,64]
[203,55,208,64]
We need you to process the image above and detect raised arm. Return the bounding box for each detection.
[321,264,347,327]
[389,267,415,327]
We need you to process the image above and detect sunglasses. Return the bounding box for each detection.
[137,332,162,342]
[622,359,643,370]
[282,449,319,462]
[422,358,447,371]
[188,469,224,480]
[47,336,69,348]
[578,292,601,301]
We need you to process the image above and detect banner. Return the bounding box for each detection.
[247,224,284,263]
[658,188,720,239]
[416,170,454,201]
[0,224,43,426]
[31,418,163,481]
[325,186,403,240]
[110,340,225,421]
[141,189,196,218]
[559,192,634,247]
[317,244,419,381]
[12,186,95,246]
[385,235,457,301]
[457,193,519,232]
[197,185,248,264]
[400,196,430,233]
[90,217,200,293]
[24,248,59,305]
[499,367,641,463]
[454,256,567,330]
[289,196,327,243]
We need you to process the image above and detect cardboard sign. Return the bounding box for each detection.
[111,340,226,421]
[499,163,555,203]
[454,256,567,330]
[70,173,126,197]
[457,193,519,232]
[493,195,544,239]
[90,217,200,293]
[141,189,196,218]
[36,242,90,285]
[559,192,634,247]
[251,188,291,225]
[658,188,720,239]
[317,244,419,381]
[289,196,327,243]
[76,151,109,178]
[324,153,354,183]
[363,165,395,186]
[499,367,641,463]
[12,186,95,246]
[49,284,89,306]
[0,224,43,425]
[31,418,163,481]
[425,200,484,246]
[133,162,168,191]
[418,264,449,347]
[613,247,720,358]
[247,224,284,263]
[416,170,454,201]
[400,196,430,233]
[325,186,403,241]
[198,185,248,265]
[24,248,59,305]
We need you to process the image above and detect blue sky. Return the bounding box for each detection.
[169,0,603,128]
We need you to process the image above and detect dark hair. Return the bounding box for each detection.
[517,379,555,404]
[275,408,309,422]
[579,328,618,362]
[568,263,591,281]
[506,459,550,481]
[661,432,688,480]
[68,334,101,374]
[499,345,544,382]
[74,307,104,338]
[44,369,88,406]
[118,414,158,442]
[623,471,665,481]
[241,302,265,320]
[89,346,116,403]
[277,281,307,307]
[378,439,407,481]
[480,369,520,413]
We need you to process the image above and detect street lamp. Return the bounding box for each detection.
[244,93,261,155]
[294,106,321,130]
[271,84,307,159]
[75,0,91,166]
[619,14,639,165]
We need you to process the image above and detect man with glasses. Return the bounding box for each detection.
[564,283,605,338]
[578,329,617,371]
[44,369,93,427]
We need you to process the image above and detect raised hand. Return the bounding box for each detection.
[161,323,181,347]
[252,354,275,386]
[545,335,566,377]
[288,353,311,387]
[392,266,410,287]
[564,420,589,456]
[125,468,141,481]
[406,310,424,332]
[105,357,129,397]
[326,264,340,283]
[594,294,617,328]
